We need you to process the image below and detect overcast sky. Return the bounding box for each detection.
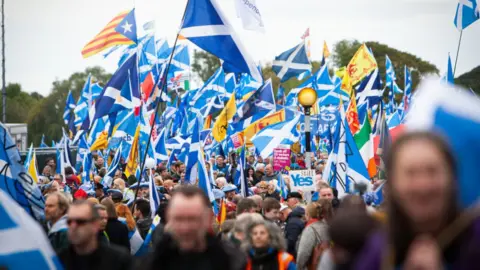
[5,0,480,95]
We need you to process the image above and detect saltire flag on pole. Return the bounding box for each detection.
[0,189,63,270]
[85,53,139,129]
[40,134,48,148]
[81,9,137,58]
[148,171,160,218]
[322,108,371,198]
[63,91,76,125]
[272,41,311,82]
[454,0,479,30]
[407,79,480,208]
[446,54,455,85]
[180,0,262,82]
[0,123,45,220]
[251,113,301,159]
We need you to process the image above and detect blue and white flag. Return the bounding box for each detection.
[186,116,201,184]
[63,91,76,125]
[252,113,301,159]
[322,108,371,198]
[407,78,480,208]
[154,128,168,164]
[74,75,103,128]
[272,41,311,82]
[89,53,140,128]
[356,69,383,107]
[40,134,48,148]
[180,0,262,82]
[454,0,479,30]
[102,145,122,188]
[0,189,62,269]
[446,54,455,85]
[148,171,160,218]
[385,55,396,86]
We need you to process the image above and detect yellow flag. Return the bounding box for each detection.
[125,126,140,178]
[335,67,346,79]
[244,110,285,145]
[341,72,353,95]
[323,41,330,59]
[212,94,236,142]
[28,150,39,184]
[90,131,108,151]
[346,44,377,86]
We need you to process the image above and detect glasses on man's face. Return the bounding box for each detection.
[67,218,94,226]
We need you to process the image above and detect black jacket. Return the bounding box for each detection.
[138,232,246,270]
[284,207,305,258]
[105,218,130,252]
[59,242,133,270]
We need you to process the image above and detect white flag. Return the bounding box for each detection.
[234,0,265,33]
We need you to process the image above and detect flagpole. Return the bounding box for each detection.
[1,0,5,123]
[131,0,190,209]
[453,30,463,77]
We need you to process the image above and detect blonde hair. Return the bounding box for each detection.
[115,204,136,231]
[154,176,163,187]
[86,197,100,205]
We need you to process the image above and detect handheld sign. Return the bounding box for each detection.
[289,170,316,192]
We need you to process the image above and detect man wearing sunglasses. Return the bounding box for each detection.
[58,200,132,270]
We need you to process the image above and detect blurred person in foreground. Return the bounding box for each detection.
[101,198,130,252]
[139,185,246,270]
[59,200,132,270]
[45,192,70,253]
[355,132,480,269]
[242,219,296,270]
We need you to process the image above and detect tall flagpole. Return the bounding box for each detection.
[1,0,5,123]
[453,30,463,77]
[132,0,190,208]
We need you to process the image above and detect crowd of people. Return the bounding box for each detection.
[32,131,480,269]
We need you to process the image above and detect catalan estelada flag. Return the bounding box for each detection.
[81,10,136,58]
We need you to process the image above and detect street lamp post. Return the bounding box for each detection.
[298,87,317,170]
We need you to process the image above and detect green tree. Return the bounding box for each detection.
[27,66,111,146]
[191,50,221,82]
[0,83,43,123]
[456,66,480,94]
[332,39,439,97]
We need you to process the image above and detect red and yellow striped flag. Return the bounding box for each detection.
[216,199,227,225]
[81,10,135,58]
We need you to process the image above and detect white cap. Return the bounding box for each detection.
[280,204,289,212]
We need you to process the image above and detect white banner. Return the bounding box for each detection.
[234,0,265,33]
[289,170,316,192]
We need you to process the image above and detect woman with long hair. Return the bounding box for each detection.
[242,219,296,270]
[355,132,480,269]
[246,167,258,186]
[296,199,333,270]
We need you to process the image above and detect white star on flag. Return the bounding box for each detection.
[121,21,132,33]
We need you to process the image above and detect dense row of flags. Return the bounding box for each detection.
[0,0,479,267]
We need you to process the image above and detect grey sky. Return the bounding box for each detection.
[4,0,480,96]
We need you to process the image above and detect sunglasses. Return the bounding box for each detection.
[67,218,95,226]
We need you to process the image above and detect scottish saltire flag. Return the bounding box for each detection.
[252,113,301,158]
[392,80,404,94]
[322,108,371,198]
[185,117,201,184]
[232,79,275,130]
[118,217,143,255]
[407,79,480,208]
[0,123,45,220]
[356,69,383,107]
[387,110,401,129]
[102,145,122,188]
[0,189,62,269]
[24,144,33,170]
[197,95,224,118]
[315,64,335,94]
[148,171,160,218]
[238,146,249,197]
[446,54,455,85]
[385,55,396,86]
[139,107,155,165]
[81,152,93,184]
[40,134,48,148]
[154,128,168,164]
[180,0,262,82]
[90,53,140,127]
[74,75,103,128]
[373,181,385,205]
[404,66,413,112]
[454,0,479,30]
[198,147,215,203]
[63,91,76,125]
[109,110,138,159]
[235,73,263,101]
[272,41,311,82]
[191,68,226,109]
[169,44,191,74]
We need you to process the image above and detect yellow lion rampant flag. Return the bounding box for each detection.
[212,94,236,142]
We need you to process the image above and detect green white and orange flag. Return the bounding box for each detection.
[354,114,377,178]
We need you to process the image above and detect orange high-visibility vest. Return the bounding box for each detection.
[246,251,294,270]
